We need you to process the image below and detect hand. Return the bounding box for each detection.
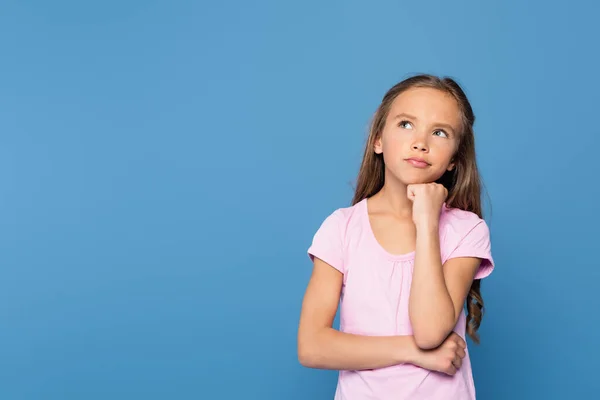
[412,332,466,375]
[406,183,447,227]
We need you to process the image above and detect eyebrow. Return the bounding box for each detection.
[393,113,456,134]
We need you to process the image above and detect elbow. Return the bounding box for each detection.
[413,328,449,350]
[411,312,456,350]
[298,345,321,369]
[298,350,315,368]
[414,334,445,350]
[297,343,312,367]
[297,337,319,368]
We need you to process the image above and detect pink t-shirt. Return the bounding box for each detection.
[307,197,494,400]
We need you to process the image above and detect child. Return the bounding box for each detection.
[298,74,494,400]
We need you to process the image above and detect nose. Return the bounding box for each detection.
[411,136,429,152]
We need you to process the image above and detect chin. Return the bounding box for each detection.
[387,165,443,185]
[395,174,433,185]
[406,178,432,185]
[393,168,445,186]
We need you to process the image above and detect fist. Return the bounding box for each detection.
[406,183,448,226]
[414,332,466,375]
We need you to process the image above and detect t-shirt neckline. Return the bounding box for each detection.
[361,197,416,262]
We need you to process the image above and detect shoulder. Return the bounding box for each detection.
[312,199,364,240]
[307,200,365,274]
[440,204,488,237]
[440,204,494,277]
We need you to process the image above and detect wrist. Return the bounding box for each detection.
[415,219,439,233]
[395,336,420,365]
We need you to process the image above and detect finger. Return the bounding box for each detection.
[433,183,448,197]
[456,336,466,349]
[453,355,462,369]
[446,362,457,376]
[449,332,465,348]
[457,347,466,359]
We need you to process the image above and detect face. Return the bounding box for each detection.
[374,87,461,185]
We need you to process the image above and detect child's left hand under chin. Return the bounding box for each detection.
[407,183,448,228]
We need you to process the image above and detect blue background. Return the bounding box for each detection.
[1,0,598,399]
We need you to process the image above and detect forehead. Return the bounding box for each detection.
[388,87,462,128]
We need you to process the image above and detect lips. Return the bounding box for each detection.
[405,158,430,168]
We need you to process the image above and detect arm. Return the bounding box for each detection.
[298,257,419,370]
[408,220,481,349]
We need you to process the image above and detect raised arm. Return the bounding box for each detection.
[407,183,487,349]
[408,220,481,349]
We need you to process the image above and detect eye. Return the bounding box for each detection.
[433,129,448,138]
[398,120,413,129]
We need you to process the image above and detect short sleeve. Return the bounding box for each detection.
[446,220,494,279]
[307,210,346,274]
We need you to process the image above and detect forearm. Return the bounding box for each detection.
[299,327,418,371]
[409,222,455,348]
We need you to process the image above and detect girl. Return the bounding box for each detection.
[298,74,494,399]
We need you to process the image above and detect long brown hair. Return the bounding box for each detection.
[351,74,487,343]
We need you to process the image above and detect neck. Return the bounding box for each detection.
[372,178,413,218]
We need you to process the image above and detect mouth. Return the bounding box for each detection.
[405,157,431,168]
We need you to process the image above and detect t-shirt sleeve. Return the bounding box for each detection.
[446,219,494,279]
[307,210,345,274]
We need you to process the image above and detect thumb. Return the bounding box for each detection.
[407,185,416,201]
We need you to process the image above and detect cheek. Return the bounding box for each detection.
[434,142,457,163]
[382,133,408,156]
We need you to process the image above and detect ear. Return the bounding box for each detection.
[374,136,383,154]
[447,160,455,171]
